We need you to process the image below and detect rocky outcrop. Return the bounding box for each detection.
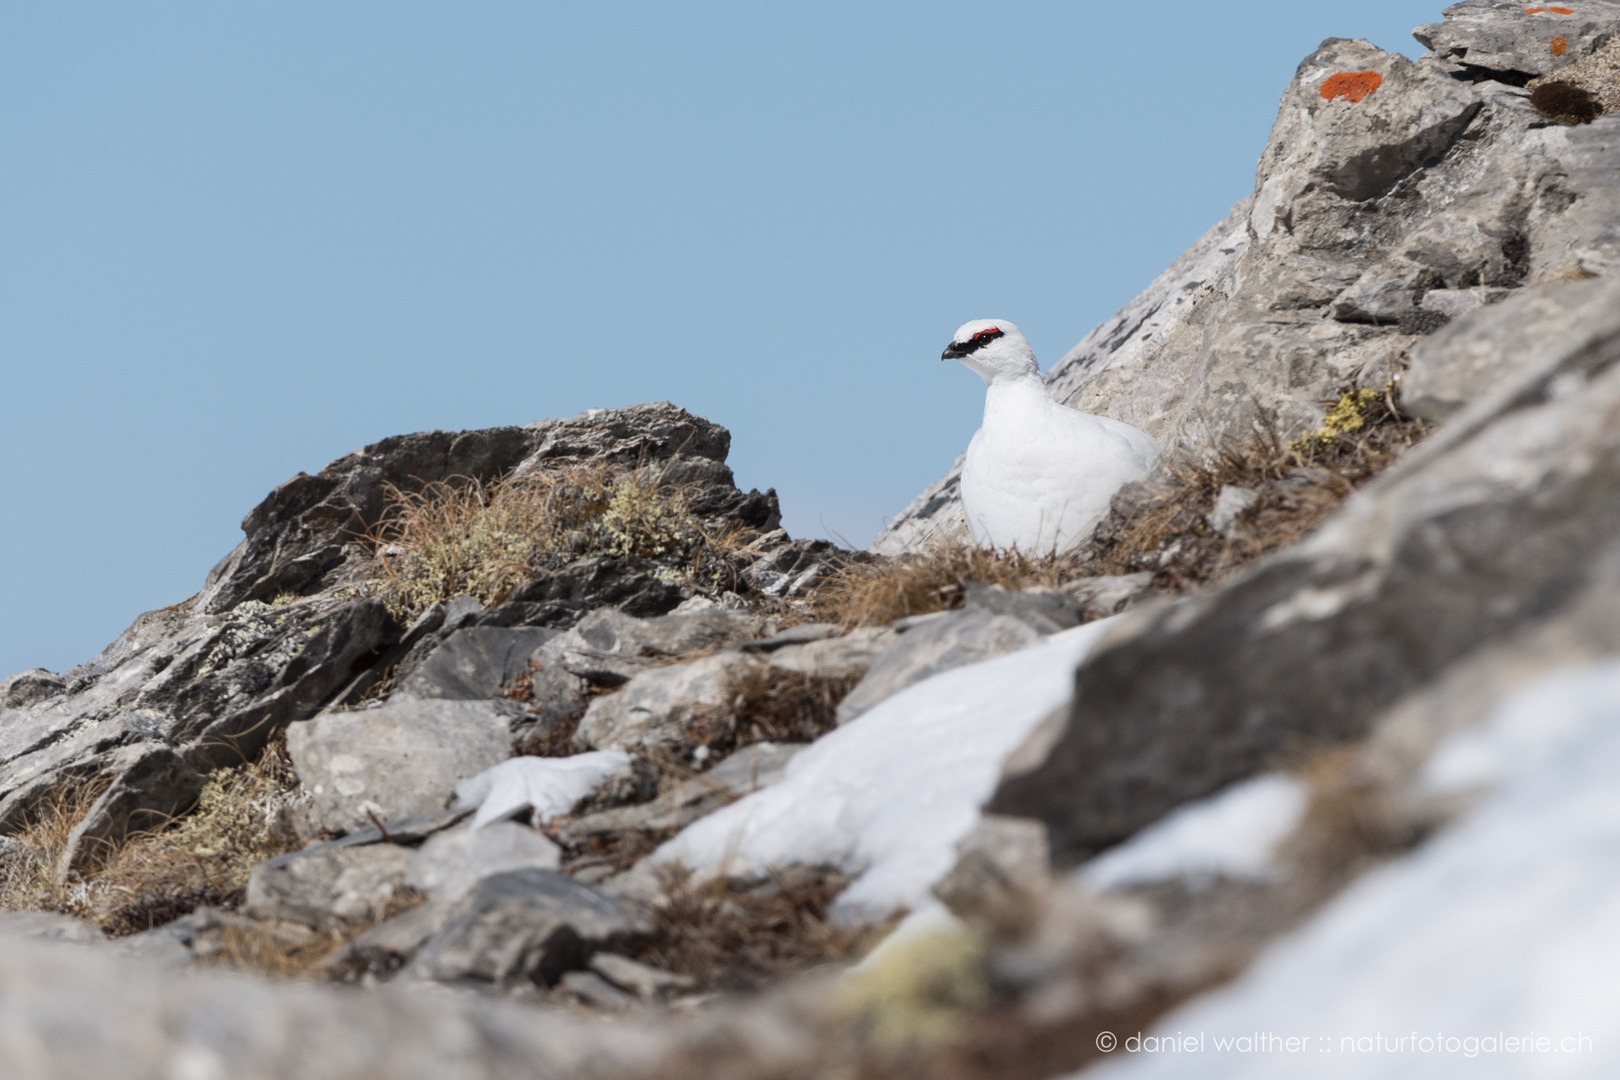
[874,21,1620,553]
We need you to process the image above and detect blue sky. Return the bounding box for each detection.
[1,2,1433,677]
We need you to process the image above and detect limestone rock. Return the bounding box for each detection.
[1416,0,1620,80]
[57,743,204,878]
[1404,275,1620,421]
[406,822,563,903]
[288,698,514,835]
[244,843,413,931]
[574,651,760,753]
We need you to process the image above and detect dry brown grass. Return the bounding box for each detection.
[366,461,745,621]
[0,744,303,936]
[635,865,892,993]
[1087,384,1427,590]
[815,544,1084,628]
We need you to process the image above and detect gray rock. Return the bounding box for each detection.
[559,969,637,1009]
[1415,0,1620,80]
[738,623,842,651]
[990,299,1620,861]
[0,670,65,710]
[394,626,557,700]
[0,910,106,945]
[761,628,898,682]
[834,610,1040,726]
[743,538,845,597]
[574,651,760,752]
[1060,573,1156,620]
[288,698,513,835]
[589,952,696,1000]
[1404,276,1620,421]
[553,607,764,687]
[308,806,474,851]
[404,867,644,989]
[499,555,687,625]
[933,815,1052,923]
[244,843,413,931]
[561,741,803,843]
[57,743,204,878]
[1208,484,1260,537]
[406,822,562,903]
[962,582,1083,635]
[324,899,449,979]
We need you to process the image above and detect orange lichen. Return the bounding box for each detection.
[1552,34,1568,55]
[1319,71,1383,103]
[1550,6,1575,13]
[1525,7,1546,12]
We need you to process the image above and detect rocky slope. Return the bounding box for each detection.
[4,5,1620,1078]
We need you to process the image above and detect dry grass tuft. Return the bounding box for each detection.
[635,865,892,993]
[1085,383,1427,591]
[683,664,861,760]
[815,544,1083,628]
[0,776,111,918]
[367,462,741,621]
[0,744,303,936]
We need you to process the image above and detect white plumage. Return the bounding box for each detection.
[943,319,1158,554]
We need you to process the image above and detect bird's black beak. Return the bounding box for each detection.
[941,341,969,361]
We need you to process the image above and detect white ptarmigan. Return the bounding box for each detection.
[943,319,1159,554]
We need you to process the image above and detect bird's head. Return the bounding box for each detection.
[941,319,1038,385]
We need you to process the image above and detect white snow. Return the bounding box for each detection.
[453,750,633,829]
[1074,659,1620,1080]
[1075,773,1308,892]
[651,619,1116,922]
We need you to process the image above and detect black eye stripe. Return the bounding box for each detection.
[960,328,1004,354]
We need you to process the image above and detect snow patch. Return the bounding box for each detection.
[1076,658,1620,1079]
[652,619,1115,922]
[454,750,633,829]
[1076,773,1308,892]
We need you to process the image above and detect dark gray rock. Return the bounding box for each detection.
[199,427,545,614]
[394,626,557,700]
[308,806,474,851]
[243,843,413,931]
[404,867,644,989]
[990,303,1620,862]
[962,582,1083,635]
[738,623,842,651]
[288,698,514,835]
[57,743,204,878]
[834,611,1041,726]
[1416,0,1620,80]
[500,556,686,624]
[324,899,448,980]
[552,607,764,687]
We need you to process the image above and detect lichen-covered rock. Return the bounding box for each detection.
[574,652,759,753]
[244,844,413,931]
[1416,0,1620,80]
